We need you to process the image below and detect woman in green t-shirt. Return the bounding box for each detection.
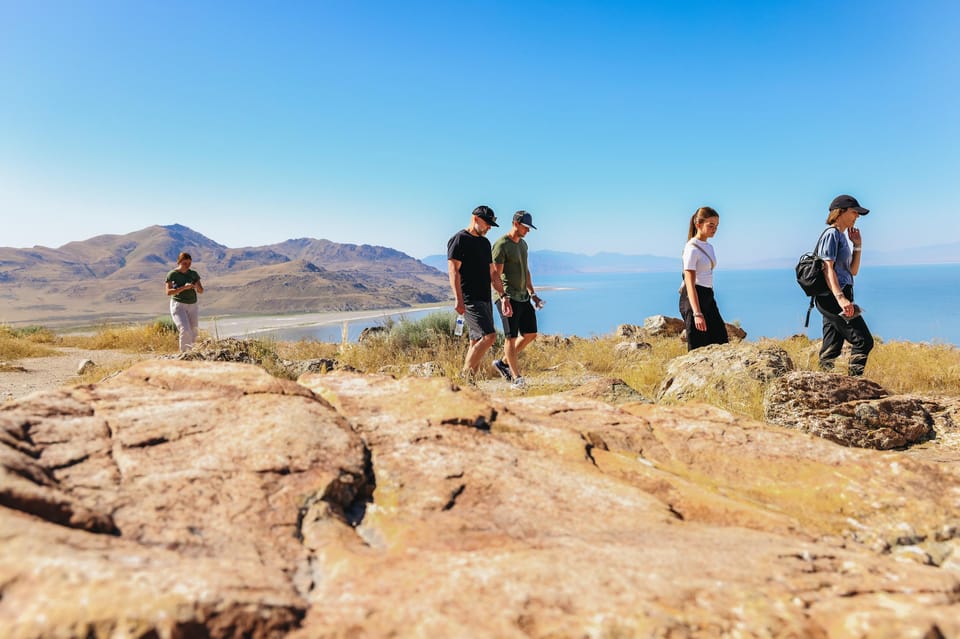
[165,252,204,351]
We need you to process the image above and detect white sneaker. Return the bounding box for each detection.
[511,376,527,390]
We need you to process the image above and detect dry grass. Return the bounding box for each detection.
[75,359,142,385]
[865,340,960,395]
[337,313,479,379]
[272,339,340,361]
[0,325,60,359]
[60,319,182,354]
[5,315,958,414]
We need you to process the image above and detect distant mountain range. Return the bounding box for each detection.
[423,250,677,275]
[426,242,960,274]
[0,224,449,326]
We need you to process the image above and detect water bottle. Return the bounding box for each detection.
[454,315,465,336]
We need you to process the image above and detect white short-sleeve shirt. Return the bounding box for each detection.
[682,238,716,288]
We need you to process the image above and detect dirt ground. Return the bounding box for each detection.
[1,348,138,404]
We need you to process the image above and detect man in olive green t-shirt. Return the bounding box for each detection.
[491,211,543,389]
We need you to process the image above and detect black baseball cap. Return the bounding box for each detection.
[472,205,498,227]
[514,210,537,229]
[829,194,870,215]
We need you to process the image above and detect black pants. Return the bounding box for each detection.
[679,285,729,351]
[815,285,874,376]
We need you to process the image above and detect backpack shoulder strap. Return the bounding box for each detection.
[688,240,715,270]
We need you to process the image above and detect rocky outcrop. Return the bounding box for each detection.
[561,376,650,404]
[620,315,747,343]
[3,361,960,637]
[764,371,935,449]
[0,360,364,638]
[657,341,794,402]
[176,337,338,379]
[644,314,685,336]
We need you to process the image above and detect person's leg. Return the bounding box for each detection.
[494,299,519,380]
[503,300,532,378]
[678,289,697,351]
[183,303,200,350]
[505,300,538,378]
[701,288,729,346]
[816,297,844,371]
[170,300,191,352]
[465,333,496,373]
[462,302,497,375]
[845,316,874,376]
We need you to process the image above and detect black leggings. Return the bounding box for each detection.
[815,285,874,376]
[679,285,729,351]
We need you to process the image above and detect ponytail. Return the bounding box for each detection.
[688,207,719,240]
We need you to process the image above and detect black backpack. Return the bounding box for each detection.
[796,227,835,327]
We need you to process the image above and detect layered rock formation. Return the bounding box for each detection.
[2,360,960,638]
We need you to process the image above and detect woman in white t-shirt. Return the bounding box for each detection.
[679,206,729,351]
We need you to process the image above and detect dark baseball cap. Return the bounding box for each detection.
[514,210,537,229]
[472,205,498,227]
[829,194,869,215]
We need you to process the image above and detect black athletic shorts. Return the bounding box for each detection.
[464,301,496,340]
[498,298,538,338]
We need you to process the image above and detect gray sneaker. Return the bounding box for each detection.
[511,376,527,390]
[493,359,513,381]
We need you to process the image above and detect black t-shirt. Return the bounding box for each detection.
[447,229,492,303]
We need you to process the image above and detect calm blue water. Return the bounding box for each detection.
[261,264,960,346]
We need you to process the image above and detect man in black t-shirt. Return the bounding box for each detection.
[447,205,511,377]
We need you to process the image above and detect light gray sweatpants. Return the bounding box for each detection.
[170,300,200,352]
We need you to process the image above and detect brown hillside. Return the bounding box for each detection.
[0,225,449,326]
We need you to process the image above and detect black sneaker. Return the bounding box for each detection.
[492,359,513,381]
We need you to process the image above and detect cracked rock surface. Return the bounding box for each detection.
[2,361,960,638]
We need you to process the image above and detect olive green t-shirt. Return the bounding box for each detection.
[166,269,201,304]
[492,236,530,302]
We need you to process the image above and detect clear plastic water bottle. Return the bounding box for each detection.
[454,315,465,336]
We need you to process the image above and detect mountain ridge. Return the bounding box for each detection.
[0,225,449,326]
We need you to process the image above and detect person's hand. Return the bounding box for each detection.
[848,226,862,246]
[837,294,854,317]
[501,297,513,318]
[694,313,706,332]
[454,301,465,315]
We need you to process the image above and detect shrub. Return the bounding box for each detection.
[0,324,59,359]
[337,312,484,377]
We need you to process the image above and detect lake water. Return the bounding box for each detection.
[259,264,960,347]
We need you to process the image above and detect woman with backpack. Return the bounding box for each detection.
[679,206,729,351]
[814,194,874,376]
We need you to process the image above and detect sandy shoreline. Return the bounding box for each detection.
[200,303,452,339]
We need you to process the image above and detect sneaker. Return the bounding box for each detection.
[511,376,527,390]
[493,359,513,381]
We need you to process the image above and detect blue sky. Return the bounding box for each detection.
[2,1,958,264]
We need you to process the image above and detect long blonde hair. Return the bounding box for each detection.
[688,207,719,240]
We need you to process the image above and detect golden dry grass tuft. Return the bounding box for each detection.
[865,340,960,395]
[60,319,183,354]
[0,325,61,360]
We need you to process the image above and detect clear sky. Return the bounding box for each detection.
[2,1,958,263]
